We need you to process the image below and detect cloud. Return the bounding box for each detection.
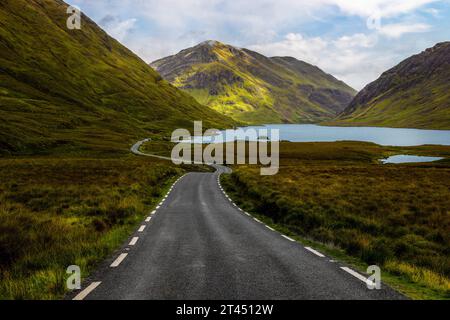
[327,0,439,17]
[424,7,440,17]
[98,15,137,42]
[248,33,397,90]
[333,33,378,49]
[249,34,328,65]
[378,23,432,38]
[67,0,449,89]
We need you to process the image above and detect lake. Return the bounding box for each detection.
[381,155,444,164]
[201,124,450,146]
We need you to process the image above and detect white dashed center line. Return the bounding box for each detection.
[73,282,101,300]
[282,235,296,242]
[305,247,325,258]
[341,267,375,286]
[110,253,128,268]
[129,237,139,246]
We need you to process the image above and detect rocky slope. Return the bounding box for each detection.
[0,0,234,155]
[336,42,450,129]
[151,41,356,124]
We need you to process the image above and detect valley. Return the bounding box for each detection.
[0,0,449,302]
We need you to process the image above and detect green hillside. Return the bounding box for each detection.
[0,0,235,156]
[334,42,450,130]
[151,41,356,124]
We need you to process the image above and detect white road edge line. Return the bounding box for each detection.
[341,267,375,286]
[129,237,139,246]
[138,225,146,232]
[145,217,152,222]
[110,253,128,268]
[305,247,325,258]
[253,218,262,223]
[151,210,156,215]
[282,235,296,242]
[266,225,275,231]
[73,282,102,300]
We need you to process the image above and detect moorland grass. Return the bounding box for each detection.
[0,156,185,299]
[220,142,450,299]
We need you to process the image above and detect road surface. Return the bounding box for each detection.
[71,141,404,300]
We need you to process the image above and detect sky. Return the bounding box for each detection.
[67,0,450,90]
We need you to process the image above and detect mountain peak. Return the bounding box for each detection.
[151,41,356,124]
[151,41,248,81]
[198,40,222,47]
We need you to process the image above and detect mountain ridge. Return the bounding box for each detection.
[0,1,235,155]
[334,42,450,130]
[151,41,356,124]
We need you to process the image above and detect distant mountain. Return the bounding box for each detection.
[0,0,234,155]
[335,42,450,130]
[151,41,356,124]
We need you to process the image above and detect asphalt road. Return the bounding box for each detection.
[75,155,405,300]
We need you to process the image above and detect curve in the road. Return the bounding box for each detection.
[69,139,405,300]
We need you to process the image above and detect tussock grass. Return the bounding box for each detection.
[222,141,450,299]
[385,260,450,295]
[0,156,182,299]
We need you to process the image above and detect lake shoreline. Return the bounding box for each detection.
[212,124,450,147]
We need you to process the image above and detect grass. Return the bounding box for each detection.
[0,0,235,156]
[219,141,450,299]
[0,155,195,299]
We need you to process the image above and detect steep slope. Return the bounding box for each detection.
[151,41,356,124]
[335,42,450,130]
[0,0,235,155]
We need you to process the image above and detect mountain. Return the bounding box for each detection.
[151,41,356,124]
[0,0,235,155]
[335,42,450,130]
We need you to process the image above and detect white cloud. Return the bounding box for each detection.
[378,23,432,38]
[424,7,440,17]
[333,33,378,49]
[328,0,438,17]
[99,16,137,42]
[249,34,328,65]
[249,33,397,90]
[68,0,447,89]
